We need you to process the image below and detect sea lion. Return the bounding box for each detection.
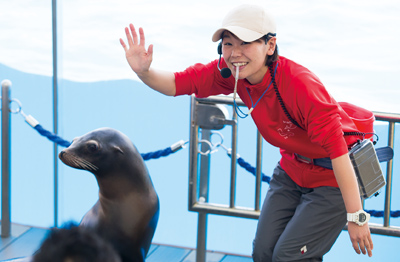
[59,127,159,262]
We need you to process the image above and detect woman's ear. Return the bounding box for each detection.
[267,37,277,56]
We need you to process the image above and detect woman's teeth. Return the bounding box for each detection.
[233,62,247,67]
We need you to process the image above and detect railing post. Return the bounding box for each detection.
[52,0,59,228]
[1,80,12,238]
[384,122,395,227]
[196,129,212,262]
[188,96,199,209]
[255,131,263,211]
[229,110,238,208]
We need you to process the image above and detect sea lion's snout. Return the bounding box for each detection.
[58,149,99,172]
[58,149,71,162]
[59,150,66,160]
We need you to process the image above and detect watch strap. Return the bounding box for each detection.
[347,213,355,222]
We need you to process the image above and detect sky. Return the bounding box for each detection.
[1,0,399,113]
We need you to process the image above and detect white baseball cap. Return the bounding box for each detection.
[212,4,277,42]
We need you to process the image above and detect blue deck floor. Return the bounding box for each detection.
[0,223,252,262]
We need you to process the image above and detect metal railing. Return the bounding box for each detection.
[188,95,400,262]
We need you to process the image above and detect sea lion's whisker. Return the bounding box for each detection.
[64,154,99,172]
[79,158,99,171]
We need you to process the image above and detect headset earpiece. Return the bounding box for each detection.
[217,41,231,78]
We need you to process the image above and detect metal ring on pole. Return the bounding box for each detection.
[210,131,224,149]
[198,139,214,156]
[9,98,22,114]
[0,97,22,114]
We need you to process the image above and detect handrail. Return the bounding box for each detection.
[375,112,400,122]
[189,95,400,262]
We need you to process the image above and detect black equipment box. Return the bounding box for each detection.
[349,140,386,199]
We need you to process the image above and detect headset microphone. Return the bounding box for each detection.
[217,42,232,78]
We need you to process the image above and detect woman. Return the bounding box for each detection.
[120,4,373,261]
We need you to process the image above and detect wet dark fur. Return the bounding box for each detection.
[59,127,159,262]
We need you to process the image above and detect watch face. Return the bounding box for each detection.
[359,213,366,222]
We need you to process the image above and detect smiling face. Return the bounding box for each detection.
[221,31,276,84]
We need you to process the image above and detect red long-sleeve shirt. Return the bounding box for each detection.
[174,56,360,188]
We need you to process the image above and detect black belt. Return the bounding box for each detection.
[295,146,394,170]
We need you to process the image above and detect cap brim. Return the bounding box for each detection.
[212,26,265,42]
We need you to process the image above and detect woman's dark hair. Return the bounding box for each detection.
[221,30,279,66]
[263,33,279,66]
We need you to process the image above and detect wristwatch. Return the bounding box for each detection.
[347,210,370,226]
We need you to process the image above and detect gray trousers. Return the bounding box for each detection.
[252,163,347,262]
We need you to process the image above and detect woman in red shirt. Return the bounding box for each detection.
[120,4,373,261]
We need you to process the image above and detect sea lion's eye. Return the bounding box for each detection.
[87,141,99,153]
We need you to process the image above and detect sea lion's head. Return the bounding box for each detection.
[59,127,142,176]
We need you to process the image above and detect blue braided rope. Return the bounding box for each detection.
[34,124,72,148]
[237,157,271,183]
[141,147,173,160]
[365,210,400,218]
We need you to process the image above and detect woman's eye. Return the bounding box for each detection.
[242,42,250,45]
[223,42,232,46]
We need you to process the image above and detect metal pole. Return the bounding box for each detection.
[1,80,12,238]
[383,122,395,227]
[52,0,59,228]
[196,129,212,262]
[196,213,207,262]
[229,110,238,208]
[199,130,211,200]
[255,131,263,211]
[188,96,199,209]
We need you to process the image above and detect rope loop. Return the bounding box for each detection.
[210,130,224,149]
[0,97,23,114]
[10,98,23,114]
[198,139,216,155]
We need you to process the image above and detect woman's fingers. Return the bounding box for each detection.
[121,24,146,49]
[129,24,138,45]
[139,27,146,47]
[119,38,127,51]
[349,223,373,257]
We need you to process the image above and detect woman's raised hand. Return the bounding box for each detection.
[120,24,153,76]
